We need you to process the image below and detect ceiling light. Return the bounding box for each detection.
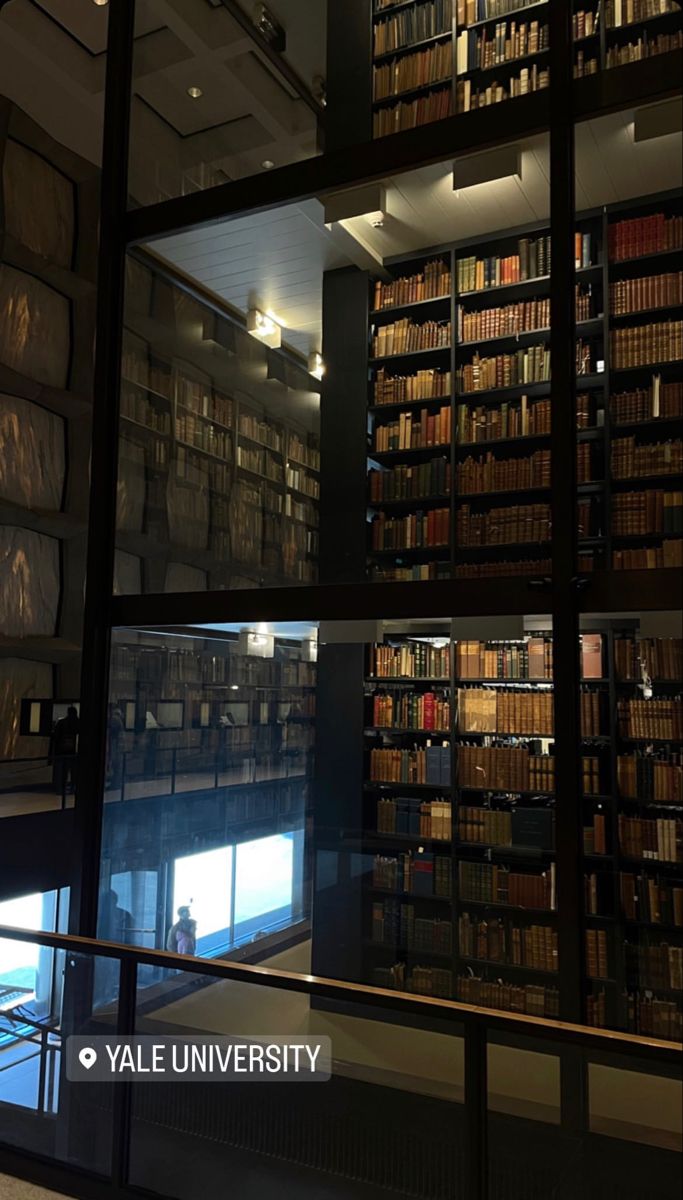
[92,1,109,6]
[247,308,281,349]
[187,86,203,99]
[308,351,325,380]
[261,159,275,170]
[453,145,522,192]
[324,184,387,227]
[254,3,286,51]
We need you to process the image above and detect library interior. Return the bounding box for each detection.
[0,2,681,1199]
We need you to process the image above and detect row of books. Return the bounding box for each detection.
[459,860,556,909]
[455,975,560,1017]
[176,412,231,459]
[376,795,453,838]
[611,436,682,479]
[455,19,548,75]
[373,86,452,137]
[614,636,683,681]
[627,995,682,1041]
[583,754,602,796]
[458,913,558,971]
[612,541,683,569]
[608,211,683,262]
[121,389,171,434]
[455,501,551,545]
[618,697,683,740]
[585,871,609,916]
[583,813,608,856]
[372,562,451,580]
[369,457,451,502]
[373,406,452,452]
[287,432,320,473]
[618,814,683,862]
[458,296,552,342]
[373,0,453,56]
[121,342,173,399]
[614,753,681,801]
[577,442,596,483]
[625,940,683,992]
[457,0,545,24]
[285,465,319,499]
[370,745,452,784]
[607,381,681,429]
[372,690,451,730]
[373,43,452,104]
[458,743,555,791]
[236,443,284,482]
[605,0,682,30]
[371,852,452,896]
[370,508,451,549]
[373,261,451,310]
[573,8,599,39]
[458,805,555,850]
[606,28,683,66]
[579,689,604,737]
[373,367,451,406]
[454,637,554,680]
[238,411,283,452]
[574,49,599,77]
[196,653,316,688]
[373,962,453,997]
[457,686,555,735]
[371,641,451,679]
[585,929,609,980]
[371,900,453,952]
[456,234,552,293]
[457,448,551,494]
[457,397,551,442]
[609,270,683,315]
[458,344,551,392]
[612,489,683,535]
[620,872,683,925]
[372,318,451,358]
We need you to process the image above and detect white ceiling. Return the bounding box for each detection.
[151,111,682,360]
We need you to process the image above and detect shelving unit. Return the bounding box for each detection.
[364,190,682,582]
[118,328,320,590]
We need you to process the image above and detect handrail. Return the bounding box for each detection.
[0,923,679,1064]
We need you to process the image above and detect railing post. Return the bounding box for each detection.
[465,1022,488,1200]
[112,957,137,1192]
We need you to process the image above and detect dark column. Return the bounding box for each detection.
[325,0,373,152]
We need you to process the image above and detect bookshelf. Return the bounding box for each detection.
[363,190,682,581]
[341,621,682,1033]
[119,328,320,589]
[367,0,682,139]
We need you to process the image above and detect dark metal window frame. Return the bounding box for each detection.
[76,0,683,1034]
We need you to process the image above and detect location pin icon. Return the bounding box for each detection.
[79,1047,97,1070]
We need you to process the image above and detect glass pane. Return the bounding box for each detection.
[487,1036,567,1200]
[130,964,465,1198]
[128,0,324,207]
[0,934,118,1175]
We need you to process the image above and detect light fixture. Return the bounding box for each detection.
[247,308,281,349]
[261,159,275,170]
[324,184,387,228]
[187,86,203,99]
[230,685,239,691]
[308,351,325,380]
[253,3,286,51]
[453,145,522,193]
[92,1,109,6]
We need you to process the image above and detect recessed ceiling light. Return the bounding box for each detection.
[261,160,275,170]
[187,86,203,99]
[92,0,109,6]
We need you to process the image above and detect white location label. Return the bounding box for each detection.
[79,1047,97,1070]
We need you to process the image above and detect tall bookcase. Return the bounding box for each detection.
[315,622,681,1034]
[363,188,682,583]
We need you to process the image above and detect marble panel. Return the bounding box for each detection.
[0,658,52,759]
[0,526,60,637]
[0,393,65,509]
[2,139,74,268]
[0,264,70,388]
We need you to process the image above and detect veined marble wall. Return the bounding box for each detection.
[0,264,70,388]
[0,658,52,759]
[2,139,74,268]
[0,393,66,509]
[165,562,207,593]
[0,526,60,637]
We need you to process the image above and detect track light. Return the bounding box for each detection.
[247,308,281,349]
[308,351,325,380]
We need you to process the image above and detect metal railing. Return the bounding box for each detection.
[0,923,679,1200]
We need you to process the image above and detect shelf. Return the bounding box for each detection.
[121,414,171,440]
[121,376,172,406]
[366,885,452,905]
[177,402,233,434]
[369,443,451,462]
[365,726,451,735]
[368,545,451,560]
[458,955,558,978]
[238,429,283,454]
[177,440,232,465]
[370,289,451,314]
[609,246,683,270]
[458,273,550,300]
[458,484,551,501]
[611,414,683,434]
[457,898,557,917]
[457,432,552,452]
[373,30,453,65]
[372,0,428,21]
[455,541,553,555]
[463,1,549,30]
[363,830,453,850]
[458,787,555,798]
[364,939,453,962]
[610,302,683,323]
[457,841,555,860]
[456,729,554,740]
[364,781,451,793]
[367,494,451,512]
[457,381,551,402]
[365,677,451,685]
[606,9,683,37]
[457,47,550,82]
[370,345,451,364]
[369,394,452,416]
[612,472,683,489]
[611,360,683,377]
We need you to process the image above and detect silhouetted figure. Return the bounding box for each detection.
[100,888,135,944]
[167,906,197,955]
[106,704,125,789]
[49,705,79,797]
